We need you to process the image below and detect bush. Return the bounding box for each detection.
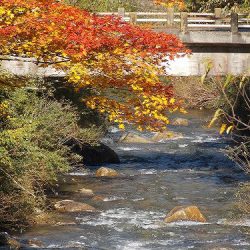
[236,183,250,215]
[0,78,102,231]
[164,76,221,110]
[186,0,249,12]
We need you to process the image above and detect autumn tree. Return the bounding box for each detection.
[0,0,187,131]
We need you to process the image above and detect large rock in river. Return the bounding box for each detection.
[65,138,120,165]
[172,118,189,126]
[77,188,95,197]
[151,131,183,142]
[164,206,207,223]
[119,133,152,143]
[54,200,96,213]
[96,167,119,177]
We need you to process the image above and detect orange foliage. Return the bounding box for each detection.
[154,0,185,9]
[0,0,188,131]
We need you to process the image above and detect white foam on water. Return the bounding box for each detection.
[82,218,116,227]
[117,238,182,250]
[232,239,250,246]
[67,241,86,248]
[103,196,125,201]
[191,136,204,143]
[46,244,62,249]
[191,135,220,143]
[117,241,147,250]
[172,197,187,200]
[132,198,145,201]
[217,219,250,227]
[179,144,188,148]
[204,137,220,142]
[117,146,142,151]
[79,208,164,230]
[138,169,158,175]
[68,170,91,176]
[165,221,210,227]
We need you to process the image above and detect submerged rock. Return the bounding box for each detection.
[151,131,183,142]
[77,188,95,197]
[54,200,96,213]
[0,232,21,249]
[92,195,106,201]
[65,138,120,166]
[21,239,44,248]
[119,133,152,143]
[119,131,183,143]
[172,118,189,126]
[164,206,207,223]
[96,167,119,177]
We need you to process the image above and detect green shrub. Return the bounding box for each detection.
[0,79,102,231]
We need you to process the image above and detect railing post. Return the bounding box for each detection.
[130,12,137,25]
[214,8,222,24]
[180,12,188,33]
[231,12,239,34]
[167,8,174,26]
[118,7,125,19]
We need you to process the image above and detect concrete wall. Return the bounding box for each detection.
[166,52,250,76]
[1,52,249,77]
[178,31,250,45]
[0,58,65,77]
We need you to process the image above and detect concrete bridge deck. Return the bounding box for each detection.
[158,30,250,52]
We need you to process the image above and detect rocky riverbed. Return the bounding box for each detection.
[3,111,250,250]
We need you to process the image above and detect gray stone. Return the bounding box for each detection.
[54,200,96,213]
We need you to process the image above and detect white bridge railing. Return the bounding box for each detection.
[97,8,250,33]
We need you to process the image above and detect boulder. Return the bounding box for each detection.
[172,118,189,126]
[92,195,106,201]
[54,200,96,213]
[164,206,206,223]
[151,131,183,142]
[119,133,152,144]
[0,232,21,249]
[96,167,119,177]
[77,188,94,197]
[65,138,120,166]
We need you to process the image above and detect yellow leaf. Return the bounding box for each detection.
[208,109,222,128]
[220,124,227,135]
[119,124,125,130]
[0,7,6,16]
[169,98,175,104]
[223,74,233,89]
[226,125,233,134]
[239,75,246,89]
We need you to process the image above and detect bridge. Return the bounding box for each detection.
[99,8,250,50]
[1,9,250,76]
[98,8,250,76]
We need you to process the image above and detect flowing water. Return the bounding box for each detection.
[20,111,250,250]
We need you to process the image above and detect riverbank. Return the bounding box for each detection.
[0,77,106,233]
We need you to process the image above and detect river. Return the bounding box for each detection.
[20,111,250,249]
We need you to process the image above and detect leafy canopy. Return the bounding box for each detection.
[0,0,188,131]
